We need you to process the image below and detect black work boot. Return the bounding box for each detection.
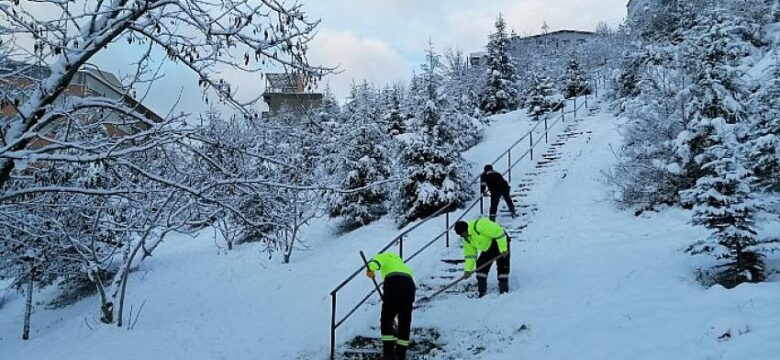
[499,279,509,294]
[477,276,487,298]
[382,340,396,360]
[395,344,408,360]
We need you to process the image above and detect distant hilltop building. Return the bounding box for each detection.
[262,73,323,117]
[511,30,594,48]
[469,30,595,66]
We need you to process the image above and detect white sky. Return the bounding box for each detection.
[88,0,628,115]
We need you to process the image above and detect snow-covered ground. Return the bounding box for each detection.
[3,98,780,360]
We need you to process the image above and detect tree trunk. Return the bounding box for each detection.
[116,264,132,327]
[22,273,34,340]
[283,230,291,264]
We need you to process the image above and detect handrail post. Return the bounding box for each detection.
[507,148,512,183]
[479,195,484,215]
[574,97,578,119]
[529,131,534,161]
[544,116,548,143]
[561,103,565,123]
[399,235,404,259]
[445,212,450,248]
[330,292,337,360]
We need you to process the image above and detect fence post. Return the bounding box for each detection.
[399,235,404,258]
[330,293,337,360]
[544,116,548,143]
[529,131,534,161]
[445,212,450,248]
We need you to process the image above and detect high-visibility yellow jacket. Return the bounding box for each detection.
[462,217,508,272]
[368,253,414,280]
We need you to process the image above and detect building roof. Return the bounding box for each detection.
[0,61,161,123]
[265,73,303,93]
[82,67,124,91]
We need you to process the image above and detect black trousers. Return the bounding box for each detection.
[381,275,416,344]
[489,189,516,221]
[476,237,511,280]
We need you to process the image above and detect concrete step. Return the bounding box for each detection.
[342,328,443,360]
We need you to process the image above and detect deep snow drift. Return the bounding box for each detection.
[2,99,780,360]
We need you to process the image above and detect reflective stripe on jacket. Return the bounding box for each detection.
[368,253,414,280]
[462,217,508,272]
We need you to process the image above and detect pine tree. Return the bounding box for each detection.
[396,45,472,224]
[671,9,758,192]
[479,13,519,115]
[744,65,780,191]
[315,85,341,126]
[383,86,406,136]
[527,73,554,116]
[562,59,590,98]
[396,100,471,224]
[681,130,765,288]
[329,120,391,227]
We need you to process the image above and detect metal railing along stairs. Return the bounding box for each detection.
[328,75,606,359]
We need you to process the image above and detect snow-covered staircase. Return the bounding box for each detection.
[334,99,603,359]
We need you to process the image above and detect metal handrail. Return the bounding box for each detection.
[328,77,603,359]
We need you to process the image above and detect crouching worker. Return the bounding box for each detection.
[454,218,511,297]
[366,253,416,360]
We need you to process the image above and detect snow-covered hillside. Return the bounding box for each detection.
[3,96,780,360]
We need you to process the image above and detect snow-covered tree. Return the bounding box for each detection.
[443,48,484,119]
[681,127,766,288]
[314,85,342,127]
[744,65,780,191]
[382,86,407,136]
[328,82,389,223]
[669,9,758,190]
[527,73,555,116]
[396,100,471,224]
[0,0,330,335]
[396,46,472,224]
[609,5,763,208]
[329,119,392,227]
[562,59,591,98]
[479,13,520,115]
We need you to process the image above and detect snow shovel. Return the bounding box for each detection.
[418,250,511,303]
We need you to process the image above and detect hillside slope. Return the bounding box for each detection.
[3,97,780,360]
